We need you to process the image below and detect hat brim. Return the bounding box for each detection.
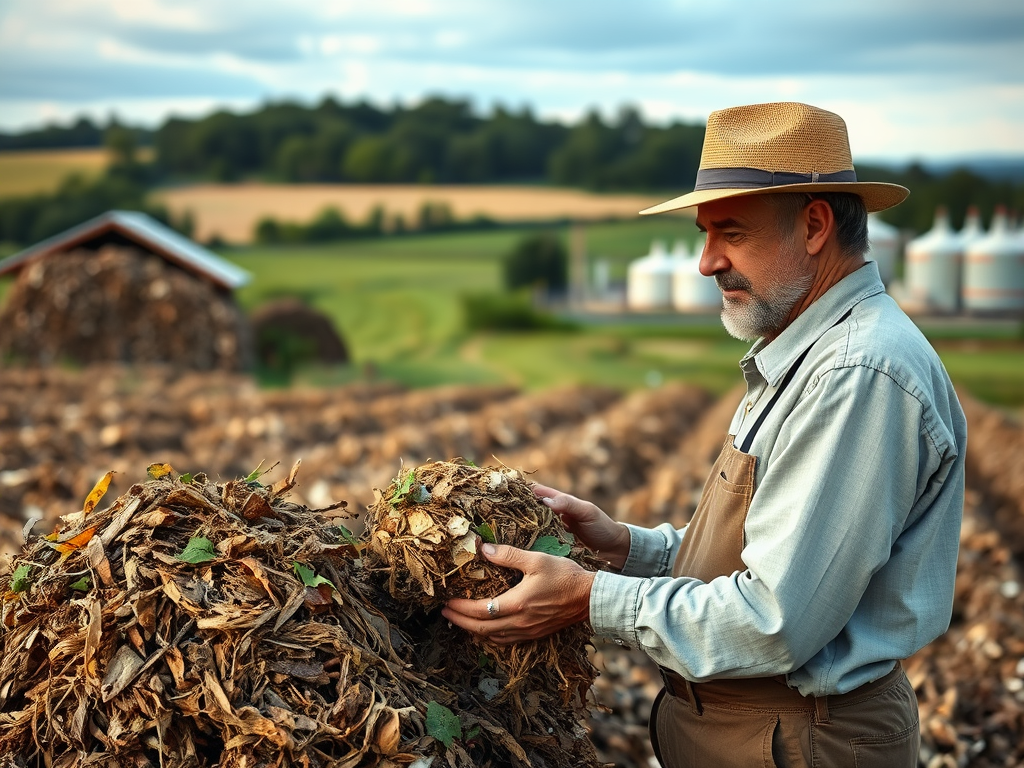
[639,181,909,216]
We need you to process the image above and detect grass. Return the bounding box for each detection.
[225,223,1024,406]
[1,215,1020,407]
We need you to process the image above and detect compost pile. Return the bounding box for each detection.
[0,246,250,370]
[0,462,606,768]
[364,460,605,713]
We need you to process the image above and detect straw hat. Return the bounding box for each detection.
[640,102,909,215]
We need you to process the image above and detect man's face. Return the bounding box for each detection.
[695,195,814,342]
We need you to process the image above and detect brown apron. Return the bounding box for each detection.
[649,365,920,767]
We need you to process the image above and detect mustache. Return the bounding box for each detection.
[715,272,752,292]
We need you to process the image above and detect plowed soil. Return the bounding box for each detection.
[1,365,1020,767]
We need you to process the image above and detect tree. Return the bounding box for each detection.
[503,233,568,294]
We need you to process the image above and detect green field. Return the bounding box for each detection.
[2,219,1021,407]
[227,222,1023,406]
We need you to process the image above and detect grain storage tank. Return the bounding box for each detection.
[672,235,720,312]
[866,215,900,286]
[959,206,985,249]
[904,207,961,313]
[962,207,1024,313]
[627,240,676,309]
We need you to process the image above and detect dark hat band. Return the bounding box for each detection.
[694,167,858,191]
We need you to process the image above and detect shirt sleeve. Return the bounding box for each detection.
[589,364,946,682]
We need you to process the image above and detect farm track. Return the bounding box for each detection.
[0,365,1021,766]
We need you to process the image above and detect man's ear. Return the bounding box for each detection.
[803,199,834,257]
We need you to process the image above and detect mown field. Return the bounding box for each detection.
[0,147,153,199]
[223,223,1023,409]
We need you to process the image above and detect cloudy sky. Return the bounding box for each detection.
[1,0,1022,161]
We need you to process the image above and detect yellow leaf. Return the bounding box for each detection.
[83,471,116,515]
[146,463,175,480]
[49,526,99,560]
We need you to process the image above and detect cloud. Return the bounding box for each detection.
[0,0,1022,158]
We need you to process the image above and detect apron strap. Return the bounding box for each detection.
[737,309,852,454]
[738,345,811,453]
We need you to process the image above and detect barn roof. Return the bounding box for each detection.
[0,210,251,290]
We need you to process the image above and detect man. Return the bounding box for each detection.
[442,102,967,767]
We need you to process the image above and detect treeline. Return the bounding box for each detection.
[0,116,152,152]
[0,153,187,247]
[151,97,706,191]
[1,96,1022,246]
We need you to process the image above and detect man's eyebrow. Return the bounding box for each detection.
[696,217,744,232]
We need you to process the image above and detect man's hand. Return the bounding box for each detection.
[532,483,631,571]
[442,542,596,645]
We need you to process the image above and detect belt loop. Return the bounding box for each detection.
[814,694,830,724]
[684,679,704,716]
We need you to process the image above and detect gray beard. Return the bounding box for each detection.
[718,272,814,342]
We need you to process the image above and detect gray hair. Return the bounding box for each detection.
[767,192,869,258]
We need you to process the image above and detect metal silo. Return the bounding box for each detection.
[866,215,900,286]
[904,207,961,314]
[963,207,1024,313]
[672,235,720,312]
[627,240,676,310]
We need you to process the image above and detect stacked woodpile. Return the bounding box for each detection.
[0,364,1022,766]
[0,246,250,370]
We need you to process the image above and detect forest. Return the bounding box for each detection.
[1,95,1022,246]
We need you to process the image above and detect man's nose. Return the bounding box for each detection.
[698,236,727,277]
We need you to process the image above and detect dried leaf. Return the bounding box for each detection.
[82,471,116,515]
[270,458,302,496]
[407,510,435,537]
[48,526,99,560]
[446,516,471,538]
[451,534,477,569]
[146,463,175,480]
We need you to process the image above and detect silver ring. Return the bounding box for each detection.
[486,600,499,617]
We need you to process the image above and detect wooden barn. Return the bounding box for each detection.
[0,210,253,370]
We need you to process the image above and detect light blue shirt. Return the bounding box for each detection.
[589,261,967,697]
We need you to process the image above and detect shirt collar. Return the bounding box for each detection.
[745,261,886,387]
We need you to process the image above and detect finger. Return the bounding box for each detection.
[480,542,543,574]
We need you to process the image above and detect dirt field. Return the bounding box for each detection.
[154,183,670,243]
[1,365,1021,766]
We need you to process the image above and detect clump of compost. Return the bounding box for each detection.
[0,461,604,768]
[363,459,605,718]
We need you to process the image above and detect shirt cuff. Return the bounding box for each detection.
[620,522,681,577]
[590,569,644,648]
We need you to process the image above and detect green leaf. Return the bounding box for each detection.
[474,523,496,544]
[11,564,33,592]
[177,537,217,564]
[388,468,416,505]
[180,472,193,484]
[530,536,571,557]
[245,461,266,484]
[465,725,481,741]
[336,525,359,545]
[425,701,462,748]
[477,650,493,669]
[70,576,91,592]
[293,562,335,590]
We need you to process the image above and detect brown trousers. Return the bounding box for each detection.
[651,662,920,767]
[653,437,920,767]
